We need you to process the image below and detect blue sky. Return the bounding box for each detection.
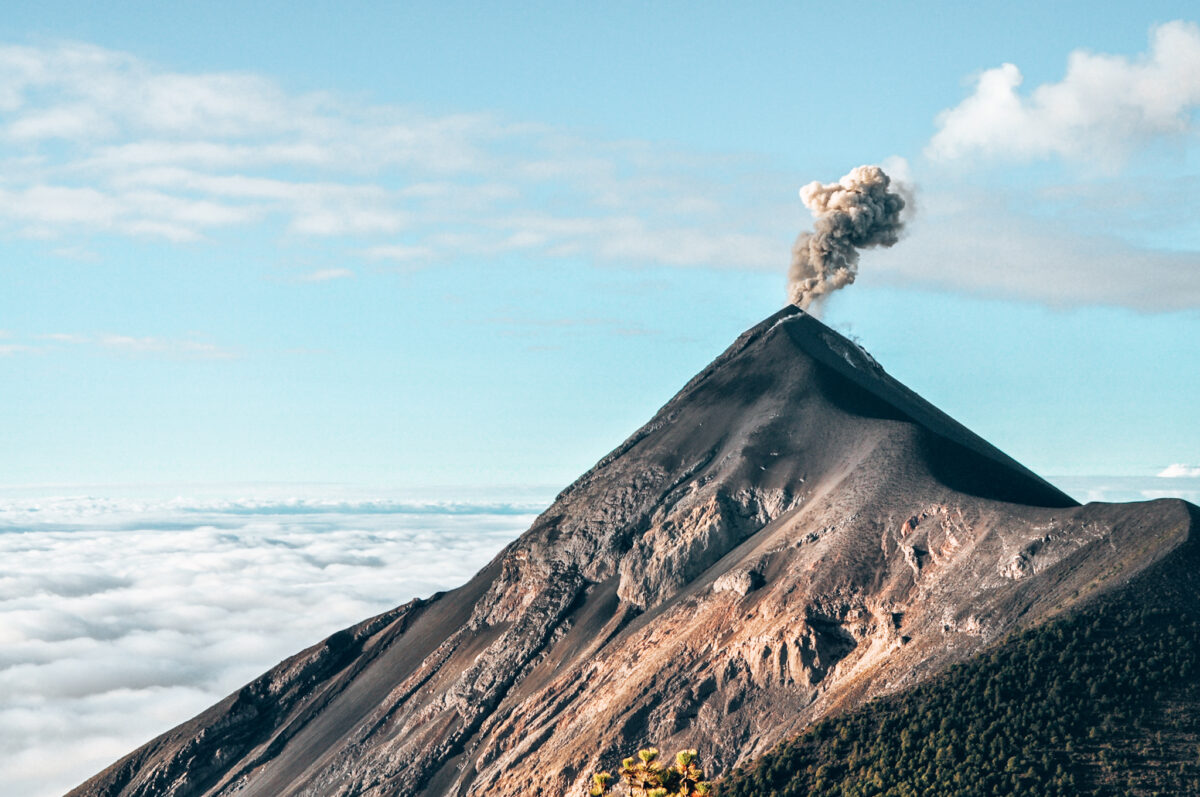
[1,1,1198,491]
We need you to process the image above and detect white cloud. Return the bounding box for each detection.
[37,332,88,343]
[9,104,113,140]
[0,494,536,797]
[0,42,293,142]
[288,206,409,236]
[7,36,1198,311]
[1052,474,1200,504]
[867,188,1200,311]
[1159,463,1200,477]
[440,212,784,270]
[0,40,783,266]
[362,243,437,262]
[0,185,118,226]
[928,20,1200,164]
[49,245,100,261]
[96,334,237,359]
[595,224,782,269]
[0,183,259,241]
[2,332,238,359]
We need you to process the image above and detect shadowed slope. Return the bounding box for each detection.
[71,308,1192,797]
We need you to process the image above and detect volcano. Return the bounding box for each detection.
[71,306,1196,796]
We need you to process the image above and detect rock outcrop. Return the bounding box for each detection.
[70,306,1196,797]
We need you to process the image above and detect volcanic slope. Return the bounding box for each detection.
[71,306,1196,797]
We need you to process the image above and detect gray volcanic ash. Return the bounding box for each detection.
[71,307,1196,797]
[788,165,907,310]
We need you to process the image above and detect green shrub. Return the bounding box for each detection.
[592,747,713,796]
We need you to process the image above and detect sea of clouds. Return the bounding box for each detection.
[3,475,1199,796]
[1053,472,1200,505]
[0,490,542,797]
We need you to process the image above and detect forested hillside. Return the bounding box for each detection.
[719,534,1200,797]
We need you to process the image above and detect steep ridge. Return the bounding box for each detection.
[71,307,1196,797]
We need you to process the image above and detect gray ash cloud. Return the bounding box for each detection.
[788,165,907,310]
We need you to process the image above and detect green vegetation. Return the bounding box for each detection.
[592,747,713,796]
[718,598,1200,796]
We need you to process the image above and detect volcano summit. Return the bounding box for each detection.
[71,307,1197,796]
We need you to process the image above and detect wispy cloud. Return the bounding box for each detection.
[361,243,436,262]
[36,332,88,343]
[867,188,1200,311]
[1052,474,1200,504]
[8,332,237,359]
[5,36,1199,313]
[0,183,260,241]
[0,41,785,269]
[49,245,100,261]
[297,267,354,283]
[95,334,236,359]
[1159,463,1200,478]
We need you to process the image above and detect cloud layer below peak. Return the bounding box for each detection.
[0,495,534,797]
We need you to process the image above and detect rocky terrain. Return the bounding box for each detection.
[70,306,1197,797]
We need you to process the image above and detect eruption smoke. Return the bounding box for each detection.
[788,164,907,310]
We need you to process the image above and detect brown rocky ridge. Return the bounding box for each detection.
[70,305,1197,796]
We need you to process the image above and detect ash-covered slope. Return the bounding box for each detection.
[72,307,1195,797]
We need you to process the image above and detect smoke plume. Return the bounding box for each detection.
[788,164,907,310]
